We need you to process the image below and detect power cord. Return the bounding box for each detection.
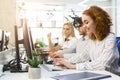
[3,59,27,72]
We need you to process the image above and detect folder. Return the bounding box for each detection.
[51,72,111,80]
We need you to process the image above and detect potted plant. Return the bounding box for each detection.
[34,39,46,49]
[27,50,43,79]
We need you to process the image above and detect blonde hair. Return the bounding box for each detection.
[62,22,75,37]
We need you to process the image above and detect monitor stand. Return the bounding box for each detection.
[10,59,28,73]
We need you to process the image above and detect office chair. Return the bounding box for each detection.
[115,37,120,76]
[116,37,120,66]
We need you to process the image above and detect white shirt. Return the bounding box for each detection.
[75,33,119,73]
[59,37,77,49]
[76,36,89,55]
[63,36,90,63]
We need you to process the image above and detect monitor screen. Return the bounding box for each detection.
[0,30,10,52]
[12,19,34,72]
[0,30,5,51]
[22,19,34,59]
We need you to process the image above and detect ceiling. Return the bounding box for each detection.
[16,0,112,13]
[25,0,83,5]
[24,0,111,6]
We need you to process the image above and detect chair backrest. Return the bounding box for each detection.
[116,37,120,66]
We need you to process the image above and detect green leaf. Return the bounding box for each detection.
[27,50,43,68]
[28,59,40,68]
[32,50,39,56]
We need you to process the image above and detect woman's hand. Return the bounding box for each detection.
[49,52,64,58]
[47,32,51,40]
[52,58,63,66]
[53,58,76,69]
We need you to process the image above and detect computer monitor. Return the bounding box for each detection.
[0,30,10,52]
[10,19,34,72]
[22,19,34,59]
[0,30,5,51]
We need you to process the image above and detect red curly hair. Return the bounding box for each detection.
[83,5,112,41]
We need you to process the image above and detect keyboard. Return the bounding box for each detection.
[42,64,64,71]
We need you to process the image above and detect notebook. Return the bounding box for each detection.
[51,72,111,80]
[42,64,64,71]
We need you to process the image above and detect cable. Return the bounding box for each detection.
[3,59,27,72]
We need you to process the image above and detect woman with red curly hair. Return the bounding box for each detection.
[53,5,119,74]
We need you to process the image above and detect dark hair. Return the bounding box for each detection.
[83,6,112,41]
[73,17,83,28]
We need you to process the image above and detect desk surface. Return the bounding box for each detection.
[0,65,120,80]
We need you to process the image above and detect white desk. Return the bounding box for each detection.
[0,66,120,80]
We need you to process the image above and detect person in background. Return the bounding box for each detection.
[52,5,119,74]
[50,17,90,64]
[47,22,77,53]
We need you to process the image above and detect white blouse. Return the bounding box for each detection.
[63,36,90,63]
[59,37,77,49]
[75,33,119,73]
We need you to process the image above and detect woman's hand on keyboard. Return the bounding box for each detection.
[49,52,64,58]
[52,58,63,66]
[53,58,76,69]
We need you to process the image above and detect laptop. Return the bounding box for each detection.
[51,72,111,80]
[42,64,65,71]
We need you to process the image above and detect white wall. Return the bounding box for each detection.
[116,0,120,36]
[0,0,16,47]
